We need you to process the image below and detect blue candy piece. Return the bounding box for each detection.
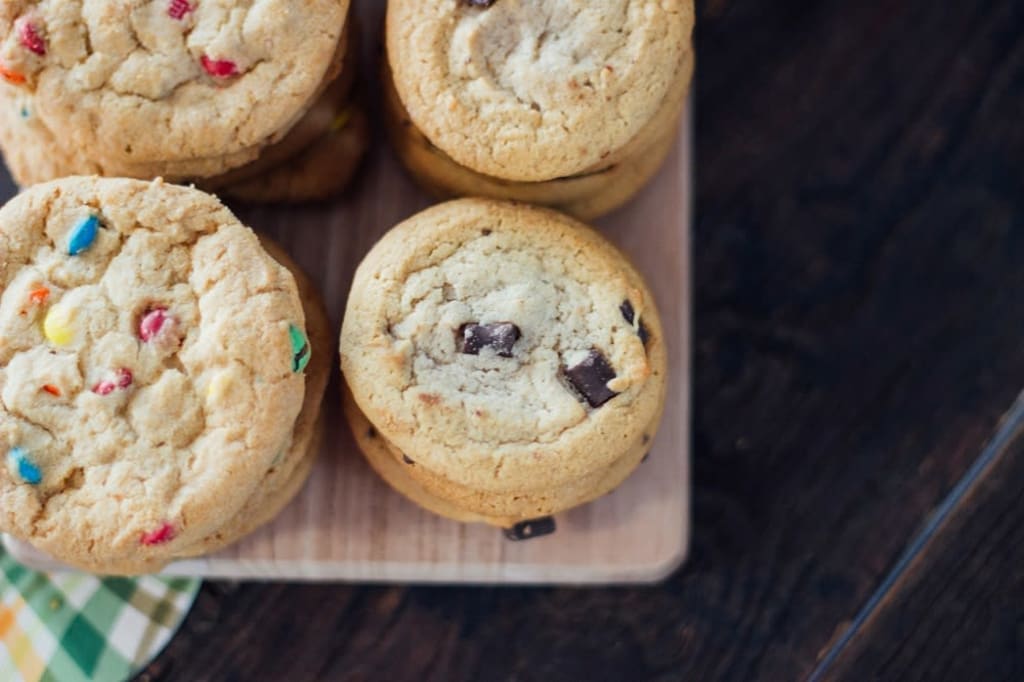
[67,214,99,256]
[7,446,41,485]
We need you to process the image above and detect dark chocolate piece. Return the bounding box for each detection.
[459,322,520,357]
[565,349,618,407]
[464,0,496,7]
[503,517,556,541]
[620,299,651,346]
[402,454,415,465]
[367,426,377,439]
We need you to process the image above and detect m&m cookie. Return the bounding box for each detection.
[0,177,325,573]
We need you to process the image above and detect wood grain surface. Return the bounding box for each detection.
[820,392,1024,681]
[3,0,1024,679]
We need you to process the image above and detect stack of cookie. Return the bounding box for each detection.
[0,178,329,573]
[340,199,666,531]
[0,0,367,203]
[384,0,695,219]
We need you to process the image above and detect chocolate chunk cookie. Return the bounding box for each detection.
[340,199,667,524]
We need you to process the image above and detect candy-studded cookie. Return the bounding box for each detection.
[220,102,369,204]
[0,0,350,181]
[385,0,694,216]
[0,177,313,572]
[340,199,667,524]
[172,238,332,561]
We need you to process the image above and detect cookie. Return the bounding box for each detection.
[201,21,361,191]
[340,199,667,523]
[386,0,694,182]
[220,102,369,203]
[344,385,659,527]
[0,0,351,179]
[173,238,332,559]
[73,238,330,574]
[382,51,691,219]
[0,177,313,572]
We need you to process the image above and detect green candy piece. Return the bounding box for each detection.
[288,324,311,373]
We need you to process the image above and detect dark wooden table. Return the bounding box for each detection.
[4,0,1022,679]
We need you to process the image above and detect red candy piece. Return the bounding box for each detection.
[18,20,45,56]
[168,0,192,20]
[41,384,60,397]
[92,368,133,396]
[141,523,175,546]
[139,308,170,342]
[200,55,238,78]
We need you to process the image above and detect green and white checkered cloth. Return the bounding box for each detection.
[0,548,199,682]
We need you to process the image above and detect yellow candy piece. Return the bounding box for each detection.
[206,370,234,403]
[43,303,75,346]
[329,107,352,133]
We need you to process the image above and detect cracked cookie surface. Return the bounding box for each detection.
[0,176,308,570]
[0,0,349,170]
[341,198,667,498]
[386,0,693,182]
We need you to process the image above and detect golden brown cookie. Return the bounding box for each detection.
[386,0,693,180]
[382,52,691,219]
[220,102,369,203]
[0,0,351,178]
[344,385,659,527]
[0,0,356,186]
[340,199,668,523]
[0,177,315,572]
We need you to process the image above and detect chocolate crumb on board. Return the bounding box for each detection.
[504,517,557,541]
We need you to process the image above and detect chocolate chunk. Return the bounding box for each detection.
[459,322,520,357]
[402,454,415,465]
[367,427,377,439]
[503,517,556,541]
[620,299,651,346]
[464,0,497,6]
[565,349,618,407]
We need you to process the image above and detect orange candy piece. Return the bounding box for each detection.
[0,64,25,85]
[28,286,49,305]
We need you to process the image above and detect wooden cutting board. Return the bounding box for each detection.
[2,0,691,585]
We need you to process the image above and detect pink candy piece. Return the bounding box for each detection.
[200,55,238,78]
[92,368,133,396]
[18,20,45,56]
[139,308,170,342]
[168,0,193,20]
[141,523,175,546]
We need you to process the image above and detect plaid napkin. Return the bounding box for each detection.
[0,549,199,682]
